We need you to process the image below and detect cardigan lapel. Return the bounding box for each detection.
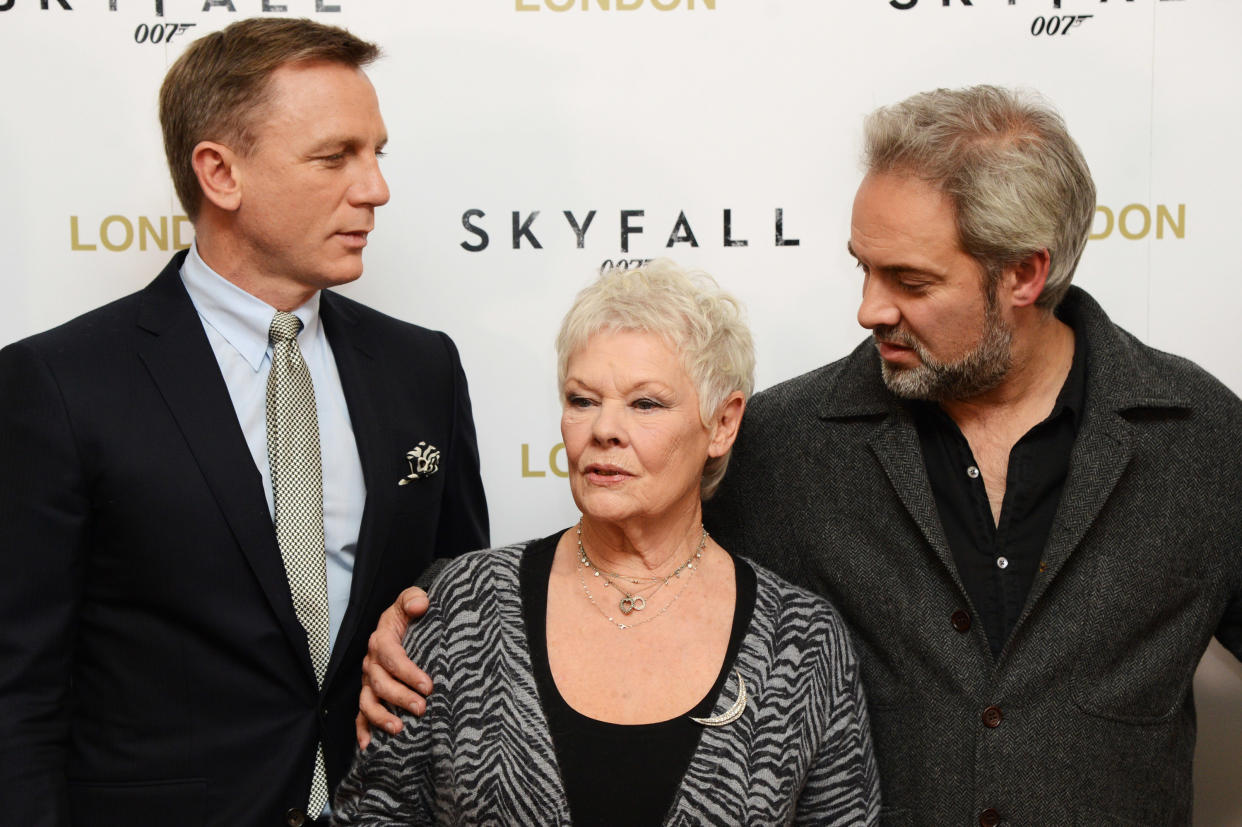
[134,254,316,682]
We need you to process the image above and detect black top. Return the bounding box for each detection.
[914,328,1087,658]
[520,532,758,826]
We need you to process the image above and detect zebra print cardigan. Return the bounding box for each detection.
[333,536,880,826]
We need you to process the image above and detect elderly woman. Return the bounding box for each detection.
[333,260,879,825]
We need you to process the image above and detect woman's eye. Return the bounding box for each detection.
[566,395,593,408]
[633,398,663,411]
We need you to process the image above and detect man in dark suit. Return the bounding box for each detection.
[0,17,488,827]
[358,85,1242,825]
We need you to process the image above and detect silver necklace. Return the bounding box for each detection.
[575,520,706,630]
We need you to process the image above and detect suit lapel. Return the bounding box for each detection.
[820,341,964,590]
[318,294,396,685]
[866,412,961,584]
[135,255,316,681]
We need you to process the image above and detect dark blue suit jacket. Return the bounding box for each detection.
[0,251,489,826]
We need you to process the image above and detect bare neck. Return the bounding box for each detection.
[578,504,706,576]
[194,222,317,312]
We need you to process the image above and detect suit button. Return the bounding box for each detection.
[979,807,1001,827]
[285,807,307,826]
[982,705,1003,728]
[950,609,972,632]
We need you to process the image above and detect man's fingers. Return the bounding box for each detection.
[399,586,429,620]
[354,710,373,751]
[357,677,409,741]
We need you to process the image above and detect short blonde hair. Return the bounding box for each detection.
[556,259,754,500]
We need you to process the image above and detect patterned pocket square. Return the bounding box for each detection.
[398,442,440,485]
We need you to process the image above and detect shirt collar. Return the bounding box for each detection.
[179,241,322,372]
[1048,306,1088,425]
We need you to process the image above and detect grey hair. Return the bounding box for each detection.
[863,85,1096,309]
[555,259,755,500]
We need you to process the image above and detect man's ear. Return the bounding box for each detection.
[1006,248,1052,309]
[707,392,746,459]
[191,140,242,213]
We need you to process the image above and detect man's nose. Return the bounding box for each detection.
[857,274,900,331]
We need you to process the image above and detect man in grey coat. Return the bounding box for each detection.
[705,86,1242,825]
[358,86,1242,825]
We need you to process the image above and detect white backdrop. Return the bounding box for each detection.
[2,0,1240,821]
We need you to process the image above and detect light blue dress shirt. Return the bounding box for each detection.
[180,242,366,656]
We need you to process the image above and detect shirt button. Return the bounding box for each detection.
[979,808,1001,827]
[950,609,972,633]
[966,465,981,479]
[285,808,307,827]
[996,556,1009,570]
[982,705,1003,728]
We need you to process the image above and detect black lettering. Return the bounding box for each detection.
[316,0,341,10]
[775,208,800,247]
[201,0,235,9]
[112,0,163,14]
[512,211,542,249]
[889,0,916,8]
[460,209,489,252]
[723,208,748,247]
[665,211,699,248]
[620,210,644,254]
[41,0,72,8]
[262,0,287,10]
[0,0,14,9]
[563,210,596,248]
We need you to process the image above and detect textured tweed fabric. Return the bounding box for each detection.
[705,286,1242,826]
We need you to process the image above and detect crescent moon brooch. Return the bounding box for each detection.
[690,670,747,727]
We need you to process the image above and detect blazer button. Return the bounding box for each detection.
[285,807,307,826]
[950,609,972,632]
[982,705,1003,728]
[979,807,1001,827]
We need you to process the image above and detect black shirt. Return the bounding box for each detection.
[914,332,1087,658]
[520,533,757,826]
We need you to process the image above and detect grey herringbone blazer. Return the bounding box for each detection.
[706,287,1242,826]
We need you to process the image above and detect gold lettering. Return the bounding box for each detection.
[138,216,168,252]
[616,0,642,8]
[173,215,193,250]
[521,444,547,477]
[546,0,573,8]
[1118,204,1150,240]
[70,216,97,251]
[586,0,610,7]
[1156,204,1185,239]
[549,443,569,478]
[515,0,539,9]
[100,215,134,252]
[689,0,715,7]
[651,0,679,8]
[1089,206,1113,240]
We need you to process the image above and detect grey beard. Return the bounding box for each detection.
[876,303,1014,402]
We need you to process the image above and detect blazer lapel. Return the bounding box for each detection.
[819,341,963,590]
[135,256,316,681]
[1016,287,1191,623]
[318,294,395,685]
